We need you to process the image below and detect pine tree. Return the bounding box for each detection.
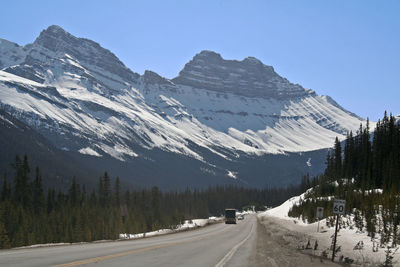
[343,131,355,178]
[0,221,11,249]
[47,188,56,214]
[33,167,45,215]
[114,177,120,207]
[98,176,104,206]
[103,172,111,207]
[12,156,23,203]
[68,177,79,207]
[334,137,342,178]
[151,186,162,228]
[1,174,11,202]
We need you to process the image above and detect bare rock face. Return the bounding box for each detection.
[33,25,139,83]
[143,70,173,85]
[3,65,45,84]
[0,39,26,69]
[172,50,315,99]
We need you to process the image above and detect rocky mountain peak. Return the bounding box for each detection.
[0,38,21,51]
[44,25,66,34]
[242,56,264,66]
[34,25,77,51]
[33,25,139,83]
[172,50,312,99]
[142,70,173,85]
[0,39,25,69]
[194,50,223,60]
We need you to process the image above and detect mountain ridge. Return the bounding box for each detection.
[33,25,140,84]
[171,50,315,100]
[0,25,371,188]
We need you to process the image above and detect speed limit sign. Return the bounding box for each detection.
[332,199,346,261]
[316,207,324,219]
[333,199,346,215]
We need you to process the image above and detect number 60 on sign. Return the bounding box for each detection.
[333,199,346,215]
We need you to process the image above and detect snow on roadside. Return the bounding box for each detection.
[258,193,399,266]
[257,193,308,224]
[119,217,223,240]
[11,217,223,250]
[262,190,311,225]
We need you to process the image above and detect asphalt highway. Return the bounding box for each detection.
[0,214,257,267]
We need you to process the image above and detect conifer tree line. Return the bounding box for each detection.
[324,112,400,190]
[0,155,304,249]
[289,112,400,247]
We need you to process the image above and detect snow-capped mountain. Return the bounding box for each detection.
[0,25,369,188]
[142,50,367,154]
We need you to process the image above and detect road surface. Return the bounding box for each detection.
[0,214,341,266]
[0,215,256,267]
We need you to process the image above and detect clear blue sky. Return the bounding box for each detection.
[1,0,399,121]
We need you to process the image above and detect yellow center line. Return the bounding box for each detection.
[52,225,233,267]
[52,241,180,267]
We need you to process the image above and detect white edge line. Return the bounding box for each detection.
[214,221,254,267]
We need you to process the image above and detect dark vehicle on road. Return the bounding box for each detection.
[225,209,236,224]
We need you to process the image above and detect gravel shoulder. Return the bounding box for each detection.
[253,215,342,267]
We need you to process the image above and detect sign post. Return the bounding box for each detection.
[331,199,345,262]
[316,207,324,232]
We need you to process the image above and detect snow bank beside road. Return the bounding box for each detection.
[119,217,222,240]
[258,194,399,266]
[262,193,307,224]
[12,217,222,250]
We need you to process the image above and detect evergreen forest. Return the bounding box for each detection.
[289,112,400,247]
[0,155,305,249]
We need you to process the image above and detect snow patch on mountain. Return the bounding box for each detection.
[79,147,102,157]
[0,113,15,127]
[227,170,238,179]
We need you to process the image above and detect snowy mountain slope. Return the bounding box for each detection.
[0,25,371,187]
[140,51,369,154]
[0,109,104,189]
[0,26,205,161]
[141,77,364,153]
